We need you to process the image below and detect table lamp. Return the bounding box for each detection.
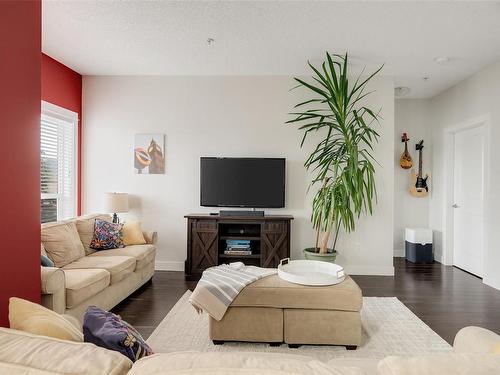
[104,192,129,223]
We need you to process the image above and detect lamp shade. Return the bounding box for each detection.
[104,192,129,213]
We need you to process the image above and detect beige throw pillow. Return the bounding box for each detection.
[122,221,146,246]
[41,221,85,267]
[9,297,83,342]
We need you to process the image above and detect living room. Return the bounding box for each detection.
[1,1,500,374]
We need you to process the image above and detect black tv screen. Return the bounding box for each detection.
[200,157,285,208]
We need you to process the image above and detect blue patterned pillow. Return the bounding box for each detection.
[89,219,124,250]
[83,306,153,362]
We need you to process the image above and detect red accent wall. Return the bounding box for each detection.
[0,0,41,326]
[42,54,82,214]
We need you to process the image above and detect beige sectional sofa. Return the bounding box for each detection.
[0,326,499,374]
[41,213,156,321]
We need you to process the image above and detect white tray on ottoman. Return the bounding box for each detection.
[278,258,345,286]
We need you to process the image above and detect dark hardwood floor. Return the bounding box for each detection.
[112,258,500,344]
[353,258,500,344]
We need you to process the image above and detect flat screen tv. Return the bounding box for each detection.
[200,157,285,208]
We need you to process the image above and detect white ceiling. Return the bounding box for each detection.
[42,1,500,98]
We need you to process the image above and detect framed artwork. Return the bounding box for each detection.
[134,133,165,174]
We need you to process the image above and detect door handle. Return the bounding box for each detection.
[452,203,460,208]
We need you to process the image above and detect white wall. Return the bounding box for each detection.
[393,100,431,256]
[82,76,395,275]
[429,61,500,290]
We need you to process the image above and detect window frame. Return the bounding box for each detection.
[41,101,79,221]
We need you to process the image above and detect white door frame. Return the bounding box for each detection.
[442,115,490,269]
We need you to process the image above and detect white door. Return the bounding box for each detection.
[453,125,484,277]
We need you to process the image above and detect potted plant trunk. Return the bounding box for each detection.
[288,52,383,263]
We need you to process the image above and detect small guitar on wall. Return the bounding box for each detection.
[400,133,413,169]
[410,140,429,198]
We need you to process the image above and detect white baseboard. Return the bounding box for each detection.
[155,261,184,271]
[154,261,393,275]
[343,265,394,276]
[483,276,500,291]
[394,248,405,257]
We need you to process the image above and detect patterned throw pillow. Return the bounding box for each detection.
[89,219,124,250]
[83,305,153,362]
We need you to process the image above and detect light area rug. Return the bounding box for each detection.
[147,291,451,362]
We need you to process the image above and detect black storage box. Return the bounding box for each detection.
[405,228,433,264]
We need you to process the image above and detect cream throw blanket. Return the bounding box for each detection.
[189,262,277,321]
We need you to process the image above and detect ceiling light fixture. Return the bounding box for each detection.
[394,87,411,97]
[434,56,450,64]
[207,38,215,46]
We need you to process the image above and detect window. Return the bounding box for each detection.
[41,101,78,223]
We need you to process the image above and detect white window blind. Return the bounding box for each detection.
[41,102,78,223]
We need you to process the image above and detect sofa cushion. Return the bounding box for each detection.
[231,274,362,312]
[65,269,111,308]
[62,314,83,332]
[453,326,500,354]
[42,221,86,267]
[63,256,136,284]
[8,298,83,342]
[0,327,132,375]
[129,352,364,375]
[89,244,155,270]
[75,214,113,255]
[377,353,500,375]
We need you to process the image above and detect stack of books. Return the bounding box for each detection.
[225,239,252,255]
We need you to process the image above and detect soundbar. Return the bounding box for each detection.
[219,210,265,217]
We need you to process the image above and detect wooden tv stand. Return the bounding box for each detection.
[184,214,293,280]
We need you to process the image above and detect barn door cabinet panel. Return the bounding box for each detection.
[261,221,290,268]
[185,214,293,280]
[186,219,218,278]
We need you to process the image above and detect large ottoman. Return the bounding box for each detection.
[209,274,363,349]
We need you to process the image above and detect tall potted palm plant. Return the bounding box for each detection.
[288,52,383,262]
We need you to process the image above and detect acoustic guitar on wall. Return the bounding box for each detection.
[400,133,413,169]
[410,140,429,198]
